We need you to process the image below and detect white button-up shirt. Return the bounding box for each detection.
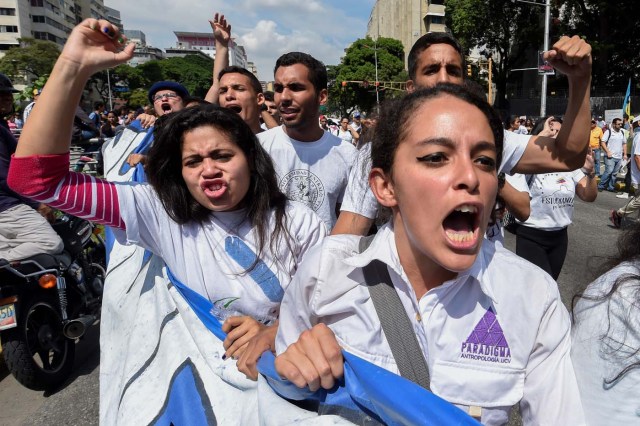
[277,223,585,425]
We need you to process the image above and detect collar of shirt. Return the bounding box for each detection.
[343,221,498,305]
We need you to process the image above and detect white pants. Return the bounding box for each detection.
[0,204,64,261]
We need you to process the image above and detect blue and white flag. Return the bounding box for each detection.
[623,78,631,118]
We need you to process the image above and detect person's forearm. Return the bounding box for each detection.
[16,57,90,157]
[635,155,640,171]
[500,182,530,221]
[205,44,229,104]
[577,176,598,202]
[555,76,592,166]
[261,110,278,130]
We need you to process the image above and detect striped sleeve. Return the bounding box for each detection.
[8,153,124,229]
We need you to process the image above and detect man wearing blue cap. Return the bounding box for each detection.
[120,81,189,167]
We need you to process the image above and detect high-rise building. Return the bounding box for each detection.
[124,29,146,47]
[0,0,118,57]
[367,0,447,68]
[171,31,248,69]
[104,5,122,29]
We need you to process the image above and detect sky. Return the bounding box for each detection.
[105,0,376,81]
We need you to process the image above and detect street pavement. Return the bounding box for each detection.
[0,189,633,425]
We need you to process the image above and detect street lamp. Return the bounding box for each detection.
[514,0,551,117]
[107,69,113,111]
[363,42,380,111]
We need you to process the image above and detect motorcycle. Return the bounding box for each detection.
[0,213,106,390]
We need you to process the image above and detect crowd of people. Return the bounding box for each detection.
[1,13,638,426]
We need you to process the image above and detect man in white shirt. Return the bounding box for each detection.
[332,32,593,236]
[610,116,640,227]
[257,52,357,230]
[599,117,627,192]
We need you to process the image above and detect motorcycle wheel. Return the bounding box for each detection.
[1,298,75,391]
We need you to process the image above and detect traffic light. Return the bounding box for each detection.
[467,64,472,77]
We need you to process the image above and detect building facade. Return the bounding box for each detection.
[366,0,447,68]
[0,0,117,56]
[172,31,248,69]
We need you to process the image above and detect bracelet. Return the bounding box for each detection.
[581,167,595,179]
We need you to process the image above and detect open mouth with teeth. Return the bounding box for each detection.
[201,180,228,199]
[442,204,481,248]
[161,103,172,112]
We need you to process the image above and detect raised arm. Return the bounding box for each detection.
[8,19,134,228]
[204,13,231,104]
[513,36,592,173]
[15,20,134,157]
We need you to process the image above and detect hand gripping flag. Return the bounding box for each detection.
[169,269,480,426]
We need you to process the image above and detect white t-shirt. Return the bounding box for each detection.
[571,261,640,425]
[258,126,357,229]
[513,125,528,135]
[114,183,327,323]
[339,130,529,219]
[340,142,378,219]
[276,223,584,425]
[603,128,626,159]
[485,173,531,246]
[630,131,640,186]
[333,128,355,145]
[516,170,585,231]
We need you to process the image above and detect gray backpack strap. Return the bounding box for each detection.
[358,238,431,389]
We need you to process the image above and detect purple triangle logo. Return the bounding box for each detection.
[465,307,509,349]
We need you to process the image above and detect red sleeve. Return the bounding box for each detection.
[8,153,124,229]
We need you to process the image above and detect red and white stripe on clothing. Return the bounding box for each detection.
[7,153,124,229]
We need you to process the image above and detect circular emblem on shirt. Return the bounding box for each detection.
[279,169,325,211]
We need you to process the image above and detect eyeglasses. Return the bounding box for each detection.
[153,92,179,102]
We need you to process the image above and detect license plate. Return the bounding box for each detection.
[0,303,17,330]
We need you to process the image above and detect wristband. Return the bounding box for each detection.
[581,167,595,179]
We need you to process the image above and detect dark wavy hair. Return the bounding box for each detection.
[146,104,291,264]
[372,83,504,175]
[274,52,327,93]
[573,221,640,386]
[408,32,466,81]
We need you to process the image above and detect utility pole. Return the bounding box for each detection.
[488,57,493,105]
[540,0,551,117]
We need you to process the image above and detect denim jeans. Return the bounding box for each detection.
[592,148,602,177]
[598,156,621,191]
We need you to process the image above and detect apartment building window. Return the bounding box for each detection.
[0,8,16,15]
[0,26,18,33]
[430,16,444,25]
[33,31,47,40]
[30,0,44,6]
[32,15,45,23]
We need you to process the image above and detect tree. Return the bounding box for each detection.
[0,38,60,79]
[87,54,214,108]
[156,55,214,98]
[557,0,638,89]
[327,37,407,117]
[446,0,544,109]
